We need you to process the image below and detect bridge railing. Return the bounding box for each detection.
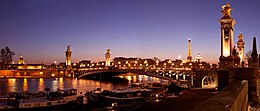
[77,68,193,81]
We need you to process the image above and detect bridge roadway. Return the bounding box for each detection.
[77,69,175,81]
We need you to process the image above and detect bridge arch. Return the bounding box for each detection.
[77,69,173,81]
[192,70,218,88]
[201,75,217,88]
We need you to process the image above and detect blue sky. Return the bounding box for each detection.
[0,0,259,64]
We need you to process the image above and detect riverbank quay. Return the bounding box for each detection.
[0,70,64,78]
[135,88,218,111]
[0,76,69,79]
[0,76,57,79]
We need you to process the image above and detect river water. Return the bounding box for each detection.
[0,73,166,96]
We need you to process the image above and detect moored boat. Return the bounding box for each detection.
[85,87,152,110]
[84,89,102,103]
[100,88,152,104]
[0,89,86,110]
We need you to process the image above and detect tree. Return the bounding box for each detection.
[0,46,15,69]
[245,50,252,61]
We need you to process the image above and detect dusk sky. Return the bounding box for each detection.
[0,0,259,64]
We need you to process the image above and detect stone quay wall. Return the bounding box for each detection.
[0,70,59,78]
[229,68,260,104]
[192,80,248,111]
[0,70,13,77]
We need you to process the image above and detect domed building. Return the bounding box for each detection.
[18,55,25,64]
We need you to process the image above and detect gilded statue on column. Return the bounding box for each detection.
[221,3,233,18]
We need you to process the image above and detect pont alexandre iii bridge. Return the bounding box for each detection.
[75,68,218,88]
[75,67,258,110]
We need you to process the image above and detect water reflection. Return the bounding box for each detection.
[116,73,166,85]
[59,78,64,89]
[0,74,165,96]
[8,78,16,92]
[23,78,28,91]
[133,76,137,83]
[38,78,44,91]
[52,79,58,91]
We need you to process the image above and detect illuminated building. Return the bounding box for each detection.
[18,55,25,64]
[113,57,140,69]
[79,60,91,68]
[195,53,202,63]
[16,55,45,70]
[8,55,45,70]
[112,57,216,70]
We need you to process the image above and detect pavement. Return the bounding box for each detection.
[135,88,218,111]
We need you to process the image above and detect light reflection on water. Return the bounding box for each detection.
[0,73,166,96]
[38,78,44,91]
[23,78,28,91]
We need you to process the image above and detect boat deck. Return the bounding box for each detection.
[18,97,48,103]
[111,88,152,93]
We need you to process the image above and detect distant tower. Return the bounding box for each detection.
[105,49,111,67]
[237,33,245,63]
[65,45,72,66]
[187,39,192,62]
[18,54,25,64]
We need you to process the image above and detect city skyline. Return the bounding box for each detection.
[0,0,260,64]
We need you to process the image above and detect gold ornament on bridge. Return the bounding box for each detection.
[221,3,233,18]
[106,49,110,54]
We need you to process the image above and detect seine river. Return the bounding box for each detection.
[0,73,165,96]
